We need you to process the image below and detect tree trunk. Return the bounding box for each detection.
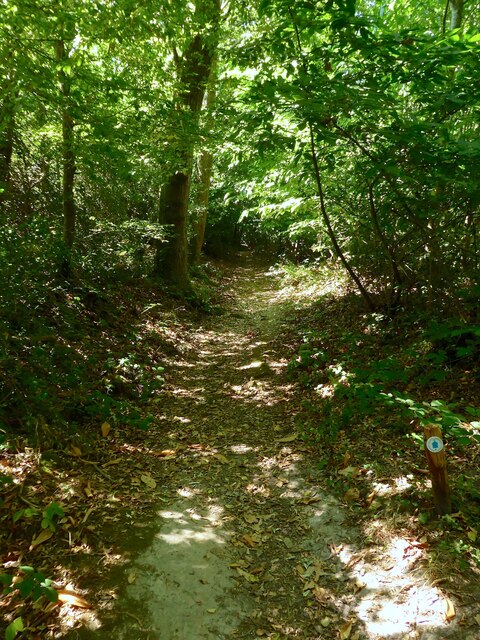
[0,99,14,200]
[191,71,216,264]
[55,37,76,273]
[368,183,403,307]
[450,0,464,29]
[0,50,17,201]
[154,0,220,290]
[310,127,376,312]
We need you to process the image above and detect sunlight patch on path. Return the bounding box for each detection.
[113,500,248,639]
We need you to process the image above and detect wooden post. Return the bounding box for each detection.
[424,424,452,515]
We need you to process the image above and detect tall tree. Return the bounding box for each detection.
[154,0,221,290]
[191,64,217,264]
[55,9,76,272]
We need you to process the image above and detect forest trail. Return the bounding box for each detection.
[66,255,462,640]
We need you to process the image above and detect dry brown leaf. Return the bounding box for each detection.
[313,586,329,602]
[58,590,92,609]
[101,421,111,437]
[241,534,258,548]
[343,488,360,502]
[30,528,53,549]
[155,449,177,457]
[84,481,93,498]
[338,620,353,640]
[444,597,456,621]
[341,452,352,468]
[353,579,366,594]
[365,490,377,506]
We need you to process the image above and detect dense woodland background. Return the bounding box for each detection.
[1,0,480,436]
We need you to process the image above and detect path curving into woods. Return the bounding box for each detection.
[64,255,463,640]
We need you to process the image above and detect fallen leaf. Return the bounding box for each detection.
[244,513,258,524]
[57,590,91,609]
[313,586,329,602]
[127,572,136,584]
[84,482,93,498]
[343,488,360,502]
[213,453,229,464]
[241,534,258,548]
[277,434,297,443]
[140,474,157,489]
[103,459,122,467]
[474,614,480,625]
[284,537,294,549]
[341,452,352,467]
[352,579,366,594]
[444,597,456,621]
[338,466,359,478]
[207,608,217,614]
[256,630,267,637]
[320,617,332,627]
[467,528,477,542]
[101,422,111,437]
[155,449,177,457]
[30,529,53,549]
[67,445,82,458]
[338,620,353,640]
[365,490,377,506]
[236,568,259,583]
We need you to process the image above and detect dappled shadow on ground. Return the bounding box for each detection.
[2,255,475,639]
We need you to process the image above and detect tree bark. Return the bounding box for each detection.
[450,0,464,29]
[368,183,403,306]
[191,69,216,265]
[0,50,17,201]
[154,0,220,290]
[309,127,375,312]
[55,37,76,270]
[0,98,14,200]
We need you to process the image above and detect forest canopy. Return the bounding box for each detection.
[1,0,479,432]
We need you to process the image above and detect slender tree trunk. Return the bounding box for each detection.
[368,183,403,305]
[450,0,464,29]
[154,0,220,290]
[0,50,17,201]
[289,7,375,311]
[309,128,375,311]
[0,99,14,200]
[55,37,76,272]
[191,70,216,264]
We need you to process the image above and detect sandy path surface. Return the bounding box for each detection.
[66,255,461,640]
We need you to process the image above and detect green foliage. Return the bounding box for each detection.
[289,300,480,449]
[1,566,58,607]
[5,617,24,640]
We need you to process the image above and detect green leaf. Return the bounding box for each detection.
[0,573,13,587]
[5,617,24,640]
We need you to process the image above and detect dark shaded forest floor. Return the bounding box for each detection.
[2,253,480,639]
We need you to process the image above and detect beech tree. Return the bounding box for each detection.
[153,0,221,290]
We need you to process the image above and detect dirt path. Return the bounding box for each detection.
[65,256,463,640]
